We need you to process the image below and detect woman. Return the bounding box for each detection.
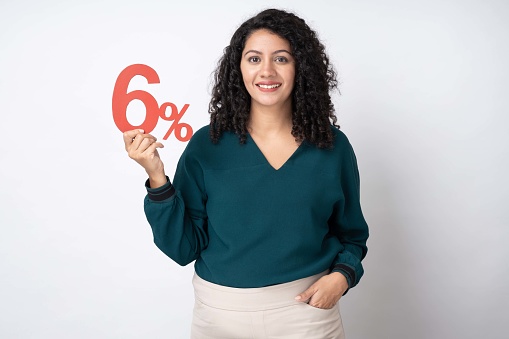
[123,9,369,339]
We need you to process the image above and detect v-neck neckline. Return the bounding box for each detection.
[247,133,305,171]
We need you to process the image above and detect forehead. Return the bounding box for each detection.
[243,29,291,52]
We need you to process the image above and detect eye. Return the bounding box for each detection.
[248,56,261,63]
[275,56,289,63]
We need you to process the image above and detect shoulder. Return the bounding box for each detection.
[178,125,211,165]
[325,126,359,166]
[188,125,211,145]
[329,126,353,151]
[183,125,213,152]
[186,125,239,149]
[182,125,240,166]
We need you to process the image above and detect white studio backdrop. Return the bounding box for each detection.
[1,0,508,338]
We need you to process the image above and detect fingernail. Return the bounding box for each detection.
[295,296,301,300]
[138,129,144,133]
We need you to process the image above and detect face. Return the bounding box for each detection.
[240,29,295,112]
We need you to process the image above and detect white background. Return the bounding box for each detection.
[1,0,508,338]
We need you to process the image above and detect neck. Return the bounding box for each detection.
[248,103,293,137]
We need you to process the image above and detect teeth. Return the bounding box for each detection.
[258,84,281,89]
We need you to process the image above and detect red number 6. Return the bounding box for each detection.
[112,64,160,133]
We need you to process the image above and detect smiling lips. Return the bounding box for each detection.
[256,82,282,91]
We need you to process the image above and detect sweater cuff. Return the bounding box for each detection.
[145,176,175,201]
[331,264,356,291]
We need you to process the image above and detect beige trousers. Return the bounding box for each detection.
[191,271,345,339]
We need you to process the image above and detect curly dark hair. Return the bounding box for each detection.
[209,8,339,148]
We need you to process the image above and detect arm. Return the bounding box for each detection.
[329,141,369,289]
[295,140,369,308]
[143,146,209,266]
[123,129,209,266]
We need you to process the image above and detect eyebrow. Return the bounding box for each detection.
[243,49,293,57]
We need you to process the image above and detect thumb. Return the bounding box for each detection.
[295,284,316,302]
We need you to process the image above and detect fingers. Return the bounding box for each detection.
[123,129,144,150]
[134,135,155,152]
[295,284,316,303]
[129,136,156,159]
[140,141,164,158]
[295,276,343,309]
[131,133,156,151]
[123,129,160,149]
[123,129,165,177]
[125,131,159,153]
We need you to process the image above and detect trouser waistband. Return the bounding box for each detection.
[192,270,328,312]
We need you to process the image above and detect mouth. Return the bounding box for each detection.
[256,83,281,89]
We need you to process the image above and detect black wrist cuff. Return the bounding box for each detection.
[145,176,175,201]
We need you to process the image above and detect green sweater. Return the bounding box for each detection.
[144,125,369,289]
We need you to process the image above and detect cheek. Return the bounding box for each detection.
[241,70,255,89]
[284,65,296,83]
[287,71,296,90]
[240,65,248,82]
[241,75,251,92]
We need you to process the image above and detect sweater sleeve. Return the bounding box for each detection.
[329,141,369,289]
[143,145,209,266]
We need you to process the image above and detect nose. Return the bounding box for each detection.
[260,60,276,77]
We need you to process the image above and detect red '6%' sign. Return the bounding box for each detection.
[112,64,193,141]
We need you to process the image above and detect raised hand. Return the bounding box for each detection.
[123,129,167,188]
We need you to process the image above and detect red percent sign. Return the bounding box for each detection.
[112,64,193,141]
